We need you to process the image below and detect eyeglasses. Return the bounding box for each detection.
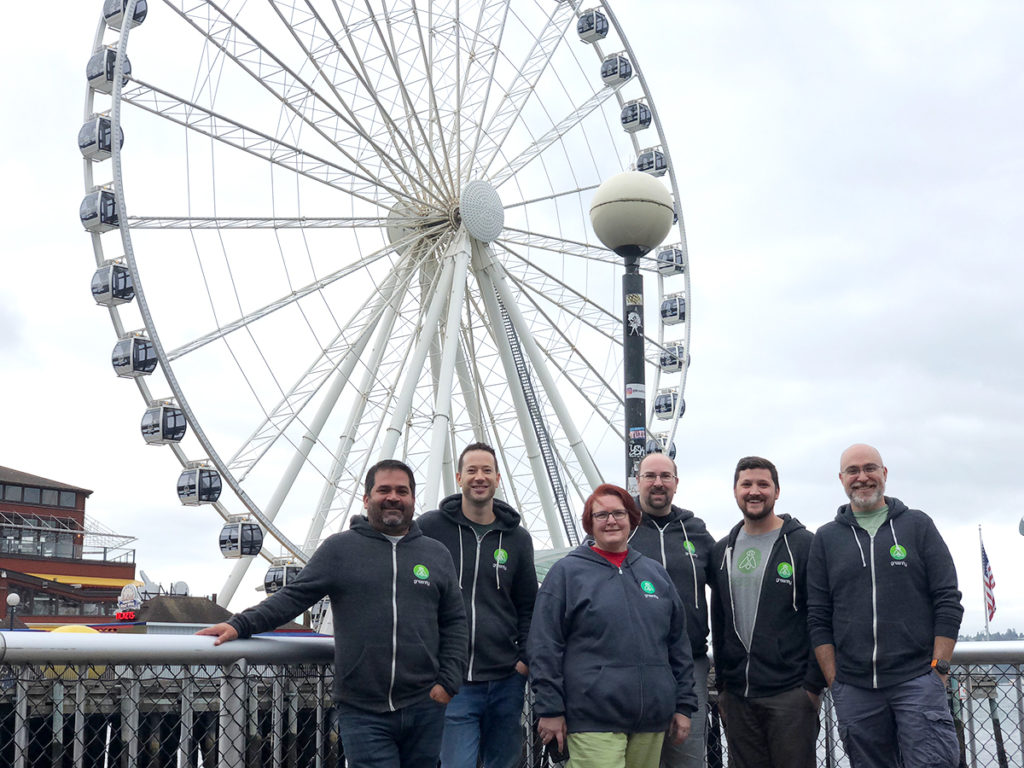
[842,464,881,477]
[592,510,629,521]
[639,472,676,482]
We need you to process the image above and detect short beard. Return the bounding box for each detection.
[849,487,884,512]
[741,502,773,522]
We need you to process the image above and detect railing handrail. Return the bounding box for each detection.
[0,633,1020,667]
[0,631,334,665]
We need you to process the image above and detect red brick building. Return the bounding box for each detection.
[0,466,139,629]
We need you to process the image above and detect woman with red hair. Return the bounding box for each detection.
[528,484,697,768]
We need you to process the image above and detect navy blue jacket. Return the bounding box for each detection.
[528,545,697,734]
[228,517,468,712]
[807,497,963,689]
[629,501,715,658]
[418,495,537,681]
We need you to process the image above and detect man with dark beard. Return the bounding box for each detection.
[198,460,468,768]
[807,444,962,768]
[709,456,823,768]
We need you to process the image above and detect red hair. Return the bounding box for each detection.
[582,484,642,536]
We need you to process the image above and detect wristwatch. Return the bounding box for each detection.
[931,658,951,675]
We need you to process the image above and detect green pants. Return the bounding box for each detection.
[566,731,665,768]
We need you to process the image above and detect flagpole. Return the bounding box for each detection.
[979,525,990,641]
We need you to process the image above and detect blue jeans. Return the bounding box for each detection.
[335,697,446,768]
[439,671,527,768]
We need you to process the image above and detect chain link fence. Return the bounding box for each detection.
[0,634,1020,767]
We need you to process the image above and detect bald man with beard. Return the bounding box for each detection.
[807,444,964,768]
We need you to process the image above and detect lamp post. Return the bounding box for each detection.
[6,593,20,631]
[590,172,674,488]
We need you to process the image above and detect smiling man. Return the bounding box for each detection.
[197,460,468,768]
[418,443,537,768]
[708,456,823,768]
[629,452,714,768]
[807,444,964,768]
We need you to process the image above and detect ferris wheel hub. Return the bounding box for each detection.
[459,180,504,243]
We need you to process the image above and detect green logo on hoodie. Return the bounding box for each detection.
[777,562,793,579]
[890,545,907,561]
[494,548,509,564]
[640,580,656,595]
[683,541,696,555]
[413,564,430,580]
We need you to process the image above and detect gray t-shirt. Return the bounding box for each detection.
[731,527,781,649]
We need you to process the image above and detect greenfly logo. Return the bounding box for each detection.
[777,562,793,579]
[494,549,509,564]
[413,564,430,580]
[683,541,696,555]
[890,545,907,561]
[640,580,656,595]
[737,548,760,574]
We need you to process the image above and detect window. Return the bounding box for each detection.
[41,490,58,506]
[3,485,22,502]
[23,487,41,504]
[59,491,76,508]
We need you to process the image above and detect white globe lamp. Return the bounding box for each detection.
[589,171,674,257]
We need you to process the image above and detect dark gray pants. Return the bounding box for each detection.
[831,672,959,768]
[718,686,819,768]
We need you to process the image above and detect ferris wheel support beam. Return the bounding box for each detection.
[478,248,603,492]
[302,253,424,551]
[218,253,421,603]
[421,231,473,510]
[379,252,459,461]
[472,249,565,549]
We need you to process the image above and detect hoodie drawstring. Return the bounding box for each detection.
[783,533,797,612]
[851,526,867,567]
[681,524,700,610]
[458,528,465,586]
[888,519,899,551]
[495,531,503,589]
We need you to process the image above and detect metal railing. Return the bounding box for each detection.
[0,633,1020,767]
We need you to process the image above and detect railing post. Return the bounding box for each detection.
[120,667,140,768]
[273,676,285,768]
[218,659,248,767]
[51,679,65,766]
[178,678,196,768]
[822,690,836,768]
[14,668,28,768]
[71,679,86,768]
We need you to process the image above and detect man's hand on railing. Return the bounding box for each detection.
[196,623,239,646]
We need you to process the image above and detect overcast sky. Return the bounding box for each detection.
[2,1,1021,634]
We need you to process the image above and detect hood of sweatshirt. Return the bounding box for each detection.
[833,496,909,527]
[436,493,523,531]
[349,514,425,541]
[722,512,805,549]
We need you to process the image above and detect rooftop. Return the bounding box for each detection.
[0,467,92,496]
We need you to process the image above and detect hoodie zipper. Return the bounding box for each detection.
[467,529,483,682]
[868,533,879,688]
[387,540,399,711]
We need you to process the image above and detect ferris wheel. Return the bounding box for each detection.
[81,0,692,607]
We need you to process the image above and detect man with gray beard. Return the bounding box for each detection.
[807,444,963,768]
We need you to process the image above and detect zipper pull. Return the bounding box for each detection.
[618,566,623,575]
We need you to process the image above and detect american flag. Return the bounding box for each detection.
[982,541,996,622]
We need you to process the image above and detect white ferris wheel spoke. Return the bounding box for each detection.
[489,81,626,189]
[121,81,415,210]
[266,0,453,202]
[128,216,395,229]
[164,0,445,207]
[497,228,620,267]
[472,0,578,179]
[163,238,415,362]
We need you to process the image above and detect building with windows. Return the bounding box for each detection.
[0,466,139,629]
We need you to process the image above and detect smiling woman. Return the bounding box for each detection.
[528,484,695,768]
